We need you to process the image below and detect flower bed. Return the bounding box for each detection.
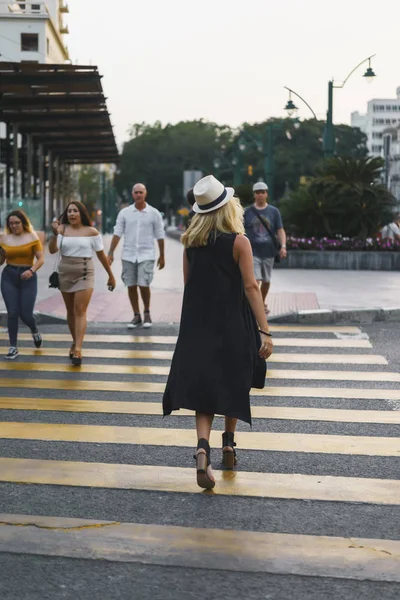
[286,236,400,252]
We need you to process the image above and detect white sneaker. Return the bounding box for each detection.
[127,314,142,329]
[143,311,152,328]
[5,347,19,360]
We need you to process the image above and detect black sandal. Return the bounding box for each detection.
[222,432,237,470]
[194,438,215,490]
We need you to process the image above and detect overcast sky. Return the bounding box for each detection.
[67,0,399,147]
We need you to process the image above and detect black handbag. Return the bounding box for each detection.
[250,206,282,263]
[48,231,63,288]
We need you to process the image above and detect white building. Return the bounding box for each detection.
[351,87,400,156]
[0,1,69,64]
[381,125,400,204]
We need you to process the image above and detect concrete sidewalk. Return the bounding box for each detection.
[1,235,400,323]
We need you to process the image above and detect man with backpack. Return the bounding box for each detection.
[244,182,287,313]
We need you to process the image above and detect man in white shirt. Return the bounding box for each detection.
[108,183,165,328]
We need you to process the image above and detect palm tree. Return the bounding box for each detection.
[282,157,397,239]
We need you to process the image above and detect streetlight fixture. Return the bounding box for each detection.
[363,58,376,83]
[284,91,298,118]
[324,54,376,157]
[283,87,317,120]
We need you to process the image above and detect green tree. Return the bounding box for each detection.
[78,166,101,220]
[116,120,234,209]
[280,157,397,238]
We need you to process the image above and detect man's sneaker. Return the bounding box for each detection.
[127,313,142,329]
[32,331,42,348]
[143,311,152,328]
[5,347,19,360]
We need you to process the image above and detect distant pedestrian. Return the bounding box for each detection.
[381,214,400,242]
[244,182,287,314]
[108,183,165,329]
[0,210,44,360]
[49,202,116,366]
[163,175,272,490]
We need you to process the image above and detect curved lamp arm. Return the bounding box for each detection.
[335,54,376,88]
[283,86,317,119]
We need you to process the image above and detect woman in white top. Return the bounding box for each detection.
[49,201,116,366]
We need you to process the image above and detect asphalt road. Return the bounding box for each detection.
[0,321,399,599]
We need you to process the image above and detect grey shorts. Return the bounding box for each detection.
[253,256,275,282]
[121,260,155,287]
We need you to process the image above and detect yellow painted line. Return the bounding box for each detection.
[0,362,170,375]
[268,370,400,383]
[0,513,399,580]
[265,325,362,333]
[2,362,398,383]
[0,377,399,400]
[4,348,387,365]
[0,333,372,348]
[1,398,399,424]
[1,457,399,505]
[3,348,174,360]
[0,422,399,456]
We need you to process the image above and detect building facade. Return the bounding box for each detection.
[381,125,400,204]
[351,87,400,157]
[0,1,69,64]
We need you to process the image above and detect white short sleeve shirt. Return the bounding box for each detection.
[113,203,165,263]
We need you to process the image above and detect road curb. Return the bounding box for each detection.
[268,307,400,324]
[0,312,67,326]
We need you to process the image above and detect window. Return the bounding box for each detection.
[393,106,398,111]
[386,119,391,124]
[32,4,41,9]
[372,132,383,139]
[21,33,39,52]
[386,105,392,111]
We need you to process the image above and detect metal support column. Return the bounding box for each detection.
[323,80,335,158]
[5,124,11,200]
[26,133,33,198]
[47,150,53,228]
[55,155,60,216]
[12,124,19,199]
[38,143,45,229]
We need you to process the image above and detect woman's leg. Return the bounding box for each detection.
[19,273,38,333]
[1,269,19,347]
[73,288,93,352]
[223,417,238,456]
[195,412,215,482]
[61,292,76,348]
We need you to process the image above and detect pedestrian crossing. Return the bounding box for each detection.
[0,323,399,587]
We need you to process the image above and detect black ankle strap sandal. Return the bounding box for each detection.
[194,438,215,490]
[222,432,237,470]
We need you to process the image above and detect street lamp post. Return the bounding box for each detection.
[323,55,376,157]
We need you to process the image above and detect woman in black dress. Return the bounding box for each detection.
[163,175,273,489]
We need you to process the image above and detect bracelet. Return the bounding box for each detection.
[259,330,272,337]
[29,268,35,274]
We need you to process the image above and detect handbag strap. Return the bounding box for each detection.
[53,226,64,273]
[250,206,280,251]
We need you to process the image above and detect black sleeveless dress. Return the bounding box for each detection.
[163,233,266,425]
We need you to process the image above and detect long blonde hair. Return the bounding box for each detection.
[181,197,245,248]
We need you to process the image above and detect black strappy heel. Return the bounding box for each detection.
[222,431,237,470]
[194,438,215,490]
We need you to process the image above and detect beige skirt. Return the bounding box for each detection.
[58,256,95,293]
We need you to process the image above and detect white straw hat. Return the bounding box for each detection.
[192,175,235,214]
